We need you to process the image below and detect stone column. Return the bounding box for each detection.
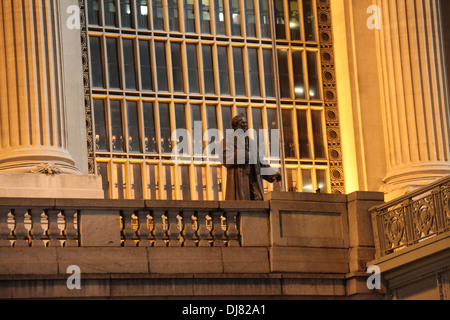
[0,0,78,174]
[376,0,450,199]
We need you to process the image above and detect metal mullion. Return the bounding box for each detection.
[305,107,314,161]
[211,43,220,96]
[290,105,300,160]
[311,0,319,43]
[297,0,305,43]
[309,48,323,102]
[253,0,261,39]
[162,0,169,32]
[134,36,143,91]
[169,101,180,199]
[286,46,295,101]
[223,0,231,36]
[164,40,173,93]
[193,0,200,34]
[238,0,245,38]
[243,45,252,98]
[148,38,157,92]
[198,42,206,95]
[255,45,265,99]
[180,41,189,94]
[282,0,290,42]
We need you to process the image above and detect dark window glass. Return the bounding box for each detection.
[104,0,117,27]
[180,165,191,200]
[282,109,295,158]
[113,163,126,199]
[155,41,168,91]
[97,162,110,198]
[222,106,233,134]
[259,0,270,38]
[191,104,203,154]
[199,0,211,34]
[307,51,320,99]
[106,38,121,89]
[131,163,143,199]
[159,103,172,153]
[229,0,241,36]
[252,107,263,149]
[267,108,278,153]
[168,0,179,31]
[214,0,226,35]
[123,39,137,90]
[171,42,184,92]
[316,169,328,193]
[206,106,219,155]
[143,102,158,153]
[245,0,256,37]
[217,46,230,95]
[184,0,196,33]
[202,44,215,94]
[274,0,286,39]
[175,104,187,130]
[147,164,159,199]
[110,100,125,152]
[136,0,150,29]
[293,50,305,99]
[126,101,141,153]
[311,110,326,159]
[186,44,200,93]
[303,0,316,41]
[263,49,275,97]
[89,36,104,88]
[87,0,100,25]
[94,99,108,151]
[237,107,247,118]
[277,49,290,98]
[194,166,206,200]
[120,0,133,28]
[162,164,174,199]
[288,0,300,40]
[139,40,153,91]
[248,48,261,97]
[296,109,310,159]
[233,47,245,96]
[302,169,313,193]
[152,0,164,30]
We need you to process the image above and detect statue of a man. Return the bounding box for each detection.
[220,114,282,201]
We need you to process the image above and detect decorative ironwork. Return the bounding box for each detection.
[371,176,450,258]
[316,0,345,194]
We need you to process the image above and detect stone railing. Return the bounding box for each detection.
[370,176,450,258]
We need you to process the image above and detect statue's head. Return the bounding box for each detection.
[232,114,248,132]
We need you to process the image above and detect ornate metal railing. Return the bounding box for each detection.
[371,176,450,258]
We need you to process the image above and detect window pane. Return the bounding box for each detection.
[206,106,219,155]
[222,105,233,134]
[263,49,275,97]
[303,0,316,41]
[277,49,290,98]
[139,40,153,91]
[175,103,187,130]
[171,42,184,92]
[184,0,196,33]
[210,166,223,200]
[274,0,286,39]
[120,0,133,28]
[248,48,261,97]
[131,163,143,199]
[194,166,207,200]
[152,0,164,30]
[214,0,226,35]
[267,108,278,154]
[168,0,180,31]
[302,169,313,193]
[307,51,320,99]
[259,0,270,38]
[288,0,300,40]
[316,169,328,193]
[191,104,203,154]
[286,168,298,192]
[186,44,200,93]
[297,109,310,159]
[110,100,125,152]
[136,0,150,29]
[217,46,230,95]
[94,99,108,151]
[159,103,172,153]
[311,110,326,159]
[89,36,104,88]
[97,162,110,198]
[162,164,175,199]
[179,165,191,200]
[202,44,215,94]
[244,0,256,37]
[155,41,168,91]
[127,101,141,153]
[87,0,100,25]
[113,162,126,199]
[252,107,263,150]
[229,0,241,36]
[233,47,245,96]
[199,0,211,34]
[143,102,158,153]
[104,0,117,27]
[107,38,121,89]
[123,39,137,90]
[147,164,160,199]
[293,50,305,99]
[282,109,295,158]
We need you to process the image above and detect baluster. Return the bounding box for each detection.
[167,210,182,247]
[63,210,78,247]
[137,210,151,247]
[225,211,240,247]
[153,210,167,247]
[182,211,196,247]
[13,209,30,247]
[212,211,225,247]
[0,209,12,247]
[30,209,46,247]
[47,210,62,247]
[122,210,137,247]
[197,211,212,247]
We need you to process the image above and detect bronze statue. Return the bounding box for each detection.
[221,114,282,201]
